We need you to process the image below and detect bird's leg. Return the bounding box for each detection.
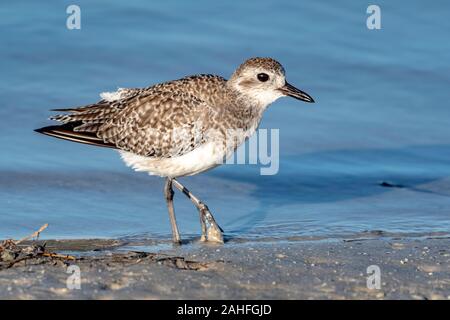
[197,206,208,242]
[171,179,223,243]
[164,178,181,244]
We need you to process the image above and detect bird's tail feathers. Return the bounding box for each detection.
[34,123,116,149]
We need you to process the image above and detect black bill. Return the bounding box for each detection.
[279,82,315,103]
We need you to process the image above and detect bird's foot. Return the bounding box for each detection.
[199,205,224,244]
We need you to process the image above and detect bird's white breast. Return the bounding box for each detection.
[119,121,261,178]
[119,142,224,177]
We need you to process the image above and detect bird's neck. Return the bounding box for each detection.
[224,94,266,137]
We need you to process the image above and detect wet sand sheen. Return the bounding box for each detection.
[0,234,449,299]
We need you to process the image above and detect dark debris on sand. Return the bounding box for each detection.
[0,230,216,272]
[0,224,75,270]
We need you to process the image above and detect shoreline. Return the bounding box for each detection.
[0,233,449,299]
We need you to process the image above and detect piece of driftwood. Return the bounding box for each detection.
[14,223,48,245]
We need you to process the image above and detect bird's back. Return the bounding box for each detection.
[36,74,233,158]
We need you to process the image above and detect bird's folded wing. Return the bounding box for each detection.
[49,90,212,158]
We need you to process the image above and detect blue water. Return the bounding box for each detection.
[1,1,450,240]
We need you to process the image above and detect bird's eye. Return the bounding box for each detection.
[257,73,269,82]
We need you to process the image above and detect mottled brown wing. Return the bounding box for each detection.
[38,75,228,157]
[95,90,211,157]
[46,89,213,157]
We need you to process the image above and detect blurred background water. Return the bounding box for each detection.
[0,1,449,240]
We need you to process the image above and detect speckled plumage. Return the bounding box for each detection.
[51,75,228,158]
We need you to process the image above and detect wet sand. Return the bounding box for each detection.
[0,234,449,299]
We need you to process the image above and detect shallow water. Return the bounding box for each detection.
[1,1,450,240]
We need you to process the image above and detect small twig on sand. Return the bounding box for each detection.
[15,223,49,245]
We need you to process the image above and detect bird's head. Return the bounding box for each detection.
[228,57,314,109]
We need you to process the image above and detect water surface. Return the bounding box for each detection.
[1,1,449,241]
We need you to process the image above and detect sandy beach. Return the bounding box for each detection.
[1,233,448,300]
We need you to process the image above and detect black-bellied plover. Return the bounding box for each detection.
[35,57,314,244]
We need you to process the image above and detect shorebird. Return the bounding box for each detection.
[35,57,314,244]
